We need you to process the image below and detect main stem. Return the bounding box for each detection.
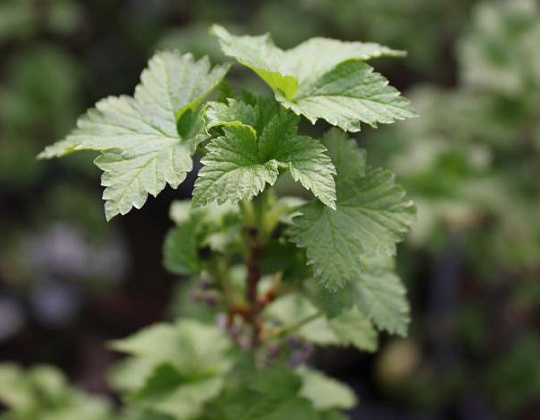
[241,189,273,348]
[245,226,263,347]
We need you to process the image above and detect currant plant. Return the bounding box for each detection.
[38,26,417,420]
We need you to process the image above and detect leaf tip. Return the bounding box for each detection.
[210,24,227,38]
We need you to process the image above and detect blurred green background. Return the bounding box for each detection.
[1,0,540,419]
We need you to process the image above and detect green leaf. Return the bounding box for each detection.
[199,368,319,420]
[0,364,117,420]
[289,130,416,290]
[110,321,235,420]
[194,105,336,208]
[0,364,35,415]
[329,306,378,351]
[298,368,357,410]
[211,26,299,101]
[320,411,349,420]
[205,95,279,136]
[108,357,156,393]
[131,364,224,420]
[265,294,377,351]
[205,98,260,133]
[193,124,280,206]
[163,212,204,276]
[306,256,410,337]
[285,60,416,132]
[356,258,410,336]
[251,367,302,396]
[212,25,416,132]
[258,398,319,420]
[109,320,233,378]
[39,52,229,220]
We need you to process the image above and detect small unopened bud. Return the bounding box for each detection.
[267,344,282,359]
[228,323,242,339]
[189,290,204,302]
[285,335,302,348]
[301,343,314,359]
[199,277,213,290]
[201,292,218,307]
[216,314,228,331]
[288,350,307,369]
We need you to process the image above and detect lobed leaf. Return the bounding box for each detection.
[163,212,204,276]
[194,99,336,208]
[39,52,229,219]
[265,294,378,351]
[306,256,410,336]
[298,368,357,410]
[109,320,233,378]
[289,130,416,290]
[110,320,234,420]
[212,25,416,132]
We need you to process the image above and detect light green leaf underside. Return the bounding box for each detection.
[110,320,234,420]
[195,103,336,208]
[163,212,203,275]
[39,51,229,219]
[282,61,417,132]
[109,320,233,378]
[298,368,357,410]
[131,364,224,420]
[0,364,115,420]
[107,357,155,393]
[265,294,377,352]
[356,261,410,336]
[289,130,416,290]
[212,25,415,132]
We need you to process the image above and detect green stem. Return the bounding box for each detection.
[245,226,263,347]
[240,187,275,347]
[239,199,255,227]
[212,257,240,308]
[272,311,323,340]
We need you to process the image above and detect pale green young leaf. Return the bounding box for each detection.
[109,320,233,378]
[329,306,378,351]
[298,368,357,410]
[110,321,234,420]
[211,25,298,100]
[131,364,224,420]
[212,25,416,131]
[289,131,416,290]
[39,52,229,220]
[163,212,204,276]
[199,368,319,420]
[257,398,319,420]
[0,364,35,415]
[0,364,117,420]
[169,199,239,227]
[193,124,280,206]
[356,260,410,336]
[285,60,417,132]
[108,357,156,393]
[205,98,260,132]
[194,108,336,208]
[265,294,377,351]
[320,411,349,420]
